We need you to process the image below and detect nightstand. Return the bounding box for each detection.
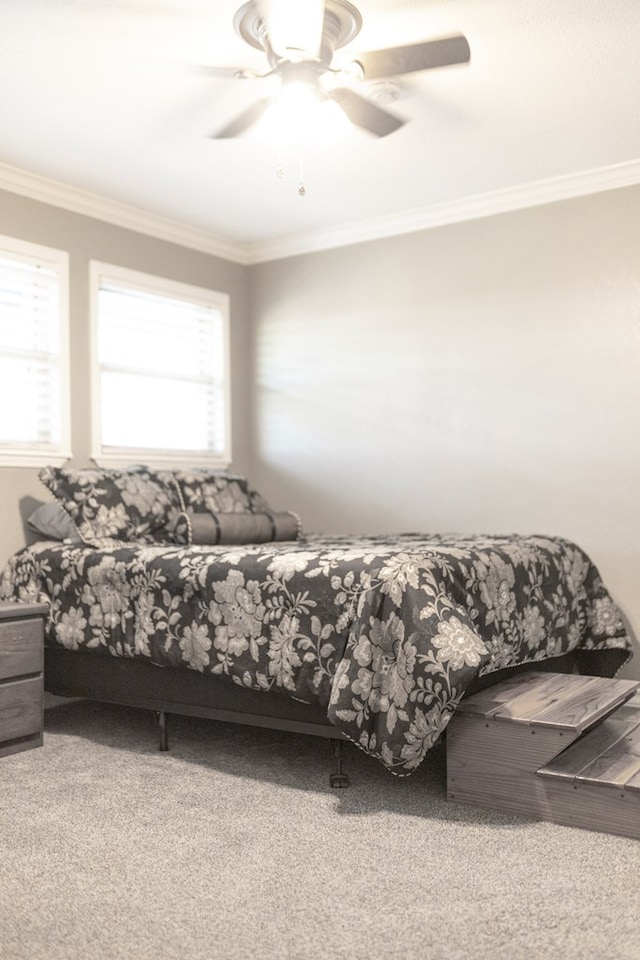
[0,600,48,758]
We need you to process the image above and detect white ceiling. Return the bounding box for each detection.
[1,0,639,260]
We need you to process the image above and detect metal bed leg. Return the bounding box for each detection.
[329,738,349,788]
[157,711,168,751]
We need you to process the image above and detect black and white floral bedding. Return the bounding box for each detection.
[1,531,631,776]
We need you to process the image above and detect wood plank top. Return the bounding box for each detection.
[574,721,640,787]
[539,701,640,789]
[538,706,640,779]
[456,671,558,717]
[495,674,595,726]
[458,671,639,732]
[528,678,639,731]
[624,766,640,793]
[0,601,48,623]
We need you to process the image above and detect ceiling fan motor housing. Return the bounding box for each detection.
[233,0,363,68]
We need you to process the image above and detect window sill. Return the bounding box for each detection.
[0,450,72,469]
[92,451,232,471]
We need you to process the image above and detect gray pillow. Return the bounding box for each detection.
[189,511,301,545]
[27,502,81,543]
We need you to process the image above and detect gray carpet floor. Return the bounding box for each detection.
[1,699,639,960]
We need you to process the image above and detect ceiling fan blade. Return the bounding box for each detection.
[255,0,325,59]
[353,34,470,80]
[329,88,405,138]
[210,99,271,139]
[193,65,258,80]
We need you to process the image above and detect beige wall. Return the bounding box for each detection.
[249,186,640,677]
[0,188,250,562]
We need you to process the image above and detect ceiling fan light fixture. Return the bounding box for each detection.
[255,80,349,145]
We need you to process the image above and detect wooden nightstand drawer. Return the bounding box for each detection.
[0,676,43,742]
[0,618,43,681]
[0,602,47,757]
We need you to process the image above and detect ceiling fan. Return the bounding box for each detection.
[208,0,470,140]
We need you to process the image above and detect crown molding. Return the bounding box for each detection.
[0,161,249,265]
[1,157,639,267]
[245,157,640,263]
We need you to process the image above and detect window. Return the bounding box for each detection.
[0,235,71,467]
[90,262,231,467]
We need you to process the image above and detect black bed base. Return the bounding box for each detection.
[44,648,351,787]
[45,646,609,788]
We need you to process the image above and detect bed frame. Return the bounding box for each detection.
[44,646,601,788]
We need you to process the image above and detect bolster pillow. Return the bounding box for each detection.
[189,511,301,545]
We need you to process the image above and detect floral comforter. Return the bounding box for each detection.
[0,532,631,775]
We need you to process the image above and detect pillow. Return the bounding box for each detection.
[189,511,301,545]
[173,470,266,516]
[169,469,299,545]
[27,502,81,543]
[247,482,273,514]
[38,465,184,546]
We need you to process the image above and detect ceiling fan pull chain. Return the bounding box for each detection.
[298,142,306,197]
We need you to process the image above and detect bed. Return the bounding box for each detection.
[1,465,632,784]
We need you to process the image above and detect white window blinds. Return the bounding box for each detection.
[90,263,230,465]
[0,236,70,466]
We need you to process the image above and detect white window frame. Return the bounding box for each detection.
[0,234,71,468]
[89,261,231,469]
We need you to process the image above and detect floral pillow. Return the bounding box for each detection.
[172,470,271,516]
[39,465,185,546]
